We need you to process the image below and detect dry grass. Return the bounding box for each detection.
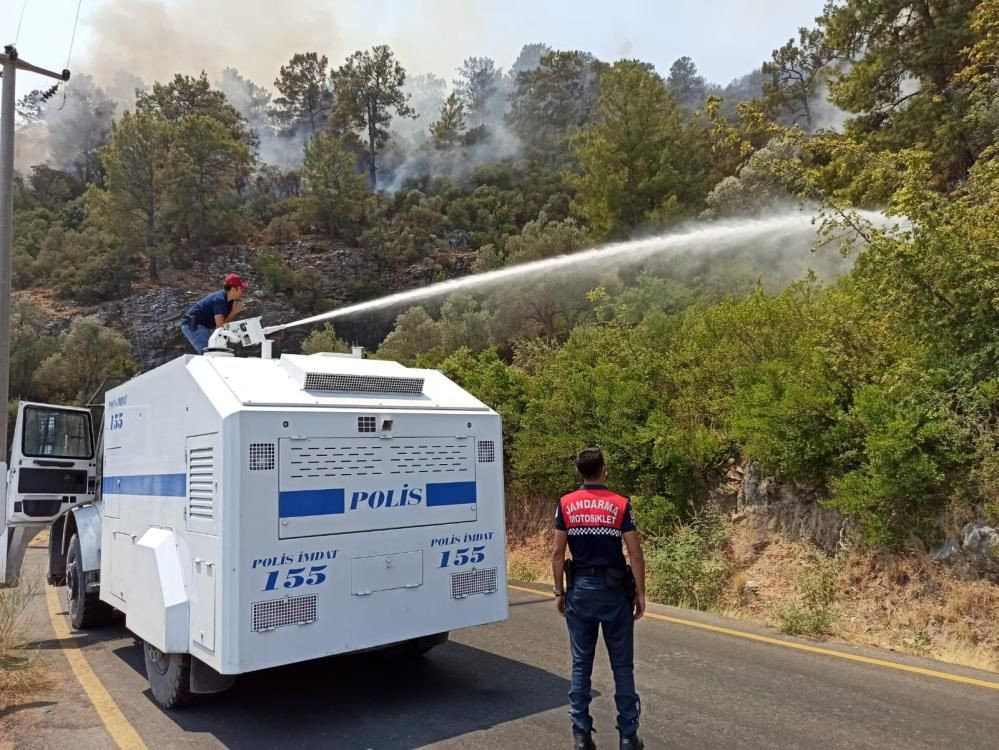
[722,523,999,672]
[0,567,55,710]
[506,492,554,546]
[505,497,999,673]
[506,492,555,585]
[508,534,553,584]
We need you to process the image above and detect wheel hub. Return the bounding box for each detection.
[146,644,170,675]
[66,561,80,610]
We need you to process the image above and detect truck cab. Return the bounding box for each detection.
[2,402,111,628]
[5,401,98,524]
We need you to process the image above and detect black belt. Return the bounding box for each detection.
[572,565,621,577]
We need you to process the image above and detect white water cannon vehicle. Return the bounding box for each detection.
[0,317,508,707]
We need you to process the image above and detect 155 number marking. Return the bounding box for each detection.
[438,546,485,568]
[262,565,327,591]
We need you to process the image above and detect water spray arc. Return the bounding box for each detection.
[264,210,887,336]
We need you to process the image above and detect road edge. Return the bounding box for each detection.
[43,585,148,750]
[506,582,999,692]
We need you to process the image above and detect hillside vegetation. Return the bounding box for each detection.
[12,2,999,607]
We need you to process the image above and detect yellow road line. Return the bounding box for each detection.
[44,586,148,749]
[506,584,999,691]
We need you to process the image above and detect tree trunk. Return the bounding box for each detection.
[146,212,158,281]
[198,194,206,262]
[368,102,377,190]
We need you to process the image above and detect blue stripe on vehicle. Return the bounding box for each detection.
[279,488,346,518]
[102,473,187,497]
[426,481,477,507]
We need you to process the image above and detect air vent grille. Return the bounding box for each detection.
[357,416,376,433]
[477,440,496,463]
[188,446,214,520]
[287,440,470,479]
[451,568,498,599]
[252,594,318,632]
[249,442,275,471]
[303,373,424,394]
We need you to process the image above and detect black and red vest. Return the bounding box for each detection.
[558,485,631,569]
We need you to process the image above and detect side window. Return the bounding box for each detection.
[22,407,93,460]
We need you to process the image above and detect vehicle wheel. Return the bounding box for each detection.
[405,631,449,657]
[144,642,195,708]
[66,534,112,629]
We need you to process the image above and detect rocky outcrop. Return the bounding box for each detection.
[42,239,475,368]
[934,523,999,581]
[716,461,853,554]
[719,461,998,581]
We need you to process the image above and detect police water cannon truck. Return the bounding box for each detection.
[0,317,508,707]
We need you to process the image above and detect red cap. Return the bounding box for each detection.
[225,273,248,290]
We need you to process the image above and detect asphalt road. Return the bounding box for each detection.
[4,546,999,749]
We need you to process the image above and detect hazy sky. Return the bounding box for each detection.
[5,0,827,100]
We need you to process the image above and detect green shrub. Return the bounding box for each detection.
[347,280,386,302]
[827,382,963,548]
[644,506,729,610]
[251,249,327,313]
[776,606,837,636]
[508,559,540,583]
[301,324,350,355]
[775,556,839,636]
[629,495,683,538]
[262,214,300,245]
[34,316,139,404]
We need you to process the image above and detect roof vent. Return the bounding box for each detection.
[303,373,424,394]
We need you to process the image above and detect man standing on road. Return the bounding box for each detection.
[180,273,248,354]
[553,446,646,750]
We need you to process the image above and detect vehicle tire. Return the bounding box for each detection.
[66,533,113,630]
[405,631,449,657]
[144,642,195,708]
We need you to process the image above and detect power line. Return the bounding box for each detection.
[14,0,29,45]
[57,0,83,109]
[65,0,83,70]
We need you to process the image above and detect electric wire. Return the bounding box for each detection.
[58,0,83,110]
[12,0,27,44]
[14,0,29,45]
[65,0,83,69]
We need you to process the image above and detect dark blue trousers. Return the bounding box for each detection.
[565,575,640,736]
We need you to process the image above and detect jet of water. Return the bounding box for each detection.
[263,210,890,335]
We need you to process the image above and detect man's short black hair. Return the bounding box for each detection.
[576,446,605,481]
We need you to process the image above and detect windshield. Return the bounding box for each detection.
[22,407,93,459]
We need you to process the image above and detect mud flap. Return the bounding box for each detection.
[190,657,237,694]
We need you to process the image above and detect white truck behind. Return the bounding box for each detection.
[1,319,508,707]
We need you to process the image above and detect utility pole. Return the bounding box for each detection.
[0,46,70,462]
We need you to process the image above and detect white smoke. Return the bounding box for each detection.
[13,74,115,178]
[381,120,522,193]
[807,81,850,133]
[380,51,545,191]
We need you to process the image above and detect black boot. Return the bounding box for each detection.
[620,734,643,750]
[573,726,596,750]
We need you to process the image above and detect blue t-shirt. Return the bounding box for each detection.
[185,290,231,329]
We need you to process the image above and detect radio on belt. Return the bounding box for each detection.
[1,316,508,708]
